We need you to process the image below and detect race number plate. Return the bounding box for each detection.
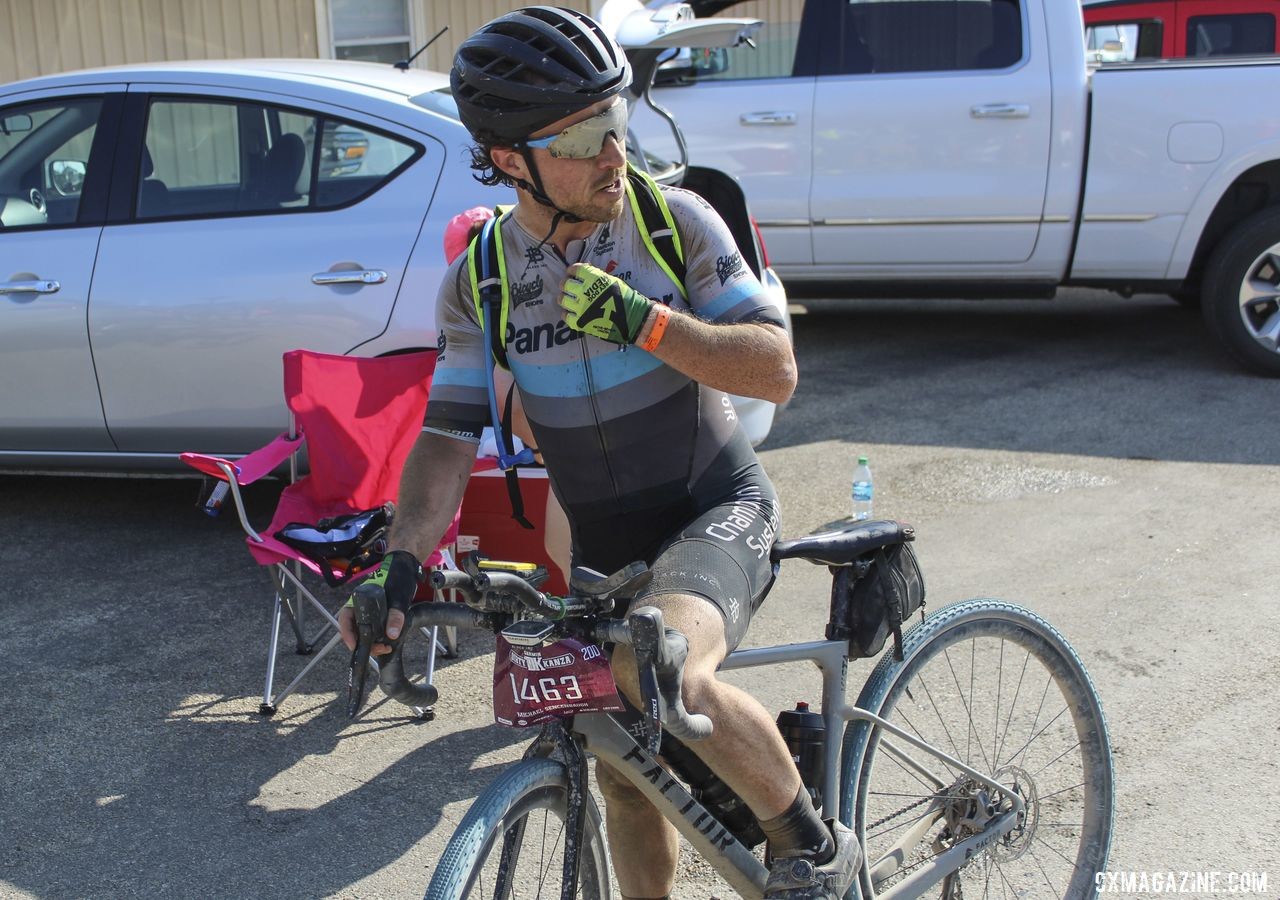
[493,635,623,727]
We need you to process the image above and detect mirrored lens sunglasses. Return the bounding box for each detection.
[522,102,628,160]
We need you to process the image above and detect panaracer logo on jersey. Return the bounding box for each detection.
[506,320,583,356]
[508,646,576,672]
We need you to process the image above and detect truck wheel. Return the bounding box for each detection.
[1201,205,1280,375]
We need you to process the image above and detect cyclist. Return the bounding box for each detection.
[339,8,858,898]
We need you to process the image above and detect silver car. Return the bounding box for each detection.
[0,57,787,471]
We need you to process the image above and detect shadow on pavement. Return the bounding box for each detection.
[0,474,523,898]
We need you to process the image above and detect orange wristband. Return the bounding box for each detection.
[640,305,671,352]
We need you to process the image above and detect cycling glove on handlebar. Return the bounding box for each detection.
[360,549,423,617]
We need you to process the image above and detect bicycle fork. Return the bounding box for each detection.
[516,723,592,900]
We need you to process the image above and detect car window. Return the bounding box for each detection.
[0,97,101,229]
[843,0,1024,74]
[1085,21,1164,62]
[1187,13,1275,57]
[137,97,420,220]
[314,119,417,208]
[138,99,318,218]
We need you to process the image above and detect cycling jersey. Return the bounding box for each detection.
[426,183,785,576]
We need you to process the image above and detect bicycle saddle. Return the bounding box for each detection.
[770,520,914,567]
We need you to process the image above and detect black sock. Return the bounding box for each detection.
[758,784,832,863]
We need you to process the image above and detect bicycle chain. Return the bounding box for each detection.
[868,793,935,831]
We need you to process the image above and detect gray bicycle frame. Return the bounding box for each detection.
[574,638,1027,900]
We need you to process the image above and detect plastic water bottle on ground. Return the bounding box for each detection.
[852,456,873,520]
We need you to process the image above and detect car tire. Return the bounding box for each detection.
[1201,205,1280,376]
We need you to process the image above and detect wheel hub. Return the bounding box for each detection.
[938,765,1039,863]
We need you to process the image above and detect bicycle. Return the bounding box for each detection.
[362,519,1114,899]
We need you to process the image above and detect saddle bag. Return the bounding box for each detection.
[827,538,925,661]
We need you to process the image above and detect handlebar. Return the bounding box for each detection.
[358,564,714,746]
[625,606,714,752]
[349,583,494,714]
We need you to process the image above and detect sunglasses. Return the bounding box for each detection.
[522,101,628,160]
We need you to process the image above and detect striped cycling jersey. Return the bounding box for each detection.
[425,183,785,573]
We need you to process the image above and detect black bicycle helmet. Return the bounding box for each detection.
[451,6,631,144]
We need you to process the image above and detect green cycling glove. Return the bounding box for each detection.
[559,263,653,345]
[346,549,422,616]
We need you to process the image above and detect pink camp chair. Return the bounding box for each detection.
[181,349,459,715]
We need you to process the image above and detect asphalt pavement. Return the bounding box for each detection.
[1,288,1277,899]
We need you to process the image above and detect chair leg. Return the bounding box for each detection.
[256,566,354,716]
[280,595,314,656]
[261,593,285,716]
[268,631,345,712]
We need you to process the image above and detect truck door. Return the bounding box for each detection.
[640,0,819,270]
[810,0,1054,267]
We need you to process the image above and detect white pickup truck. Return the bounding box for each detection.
[626,0,1280,375]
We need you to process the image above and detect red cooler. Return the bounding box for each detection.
[460,462,568,595]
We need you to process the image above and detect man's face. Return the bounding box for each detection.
[499,97,628,223]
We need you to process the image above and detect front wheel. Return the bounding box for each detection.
[425,757,612,899]
[840,600,1114,899]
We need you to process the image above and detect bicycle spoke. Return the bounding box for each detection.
[1027,846,1064,897]
[917,672,966,766]
[1013,672,1054,772]
[1037,781,1086,804]
[995,859,1018,898]
[993,639,1004,769]
[1039,829,1094,875]
[969,640,977,766]
[1033,739,1083,779]
[1004,704,1070,771]
[942,644,994,774]
[994,649,1032,764]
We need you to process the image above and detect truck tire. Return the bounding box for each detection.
[1201,205,1280,375]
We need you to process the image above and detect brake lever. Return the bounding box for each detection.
[629,610,664,755]
[629,607,713,744]
[347,582,387,718]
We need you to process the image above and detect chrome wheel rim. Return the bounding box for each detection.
[1237,244,1280,354]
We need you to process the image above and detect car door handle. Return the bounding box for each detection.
[740,111,796,126]
[970,103,1031,119]
[311,269,388,286]
[0,279,60,295]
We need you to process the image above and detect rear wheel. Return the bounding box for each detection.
[425,757,611,899]
[1202,205,1280,375]
[839,600,1113,899]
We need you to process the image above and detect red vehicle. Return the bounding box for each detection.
[1084,0,1279,60]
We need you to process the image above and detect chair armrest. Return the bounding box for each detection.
[180,432,305,486]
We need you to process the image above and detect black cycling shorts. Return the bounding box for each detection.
[628,475,780,652]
